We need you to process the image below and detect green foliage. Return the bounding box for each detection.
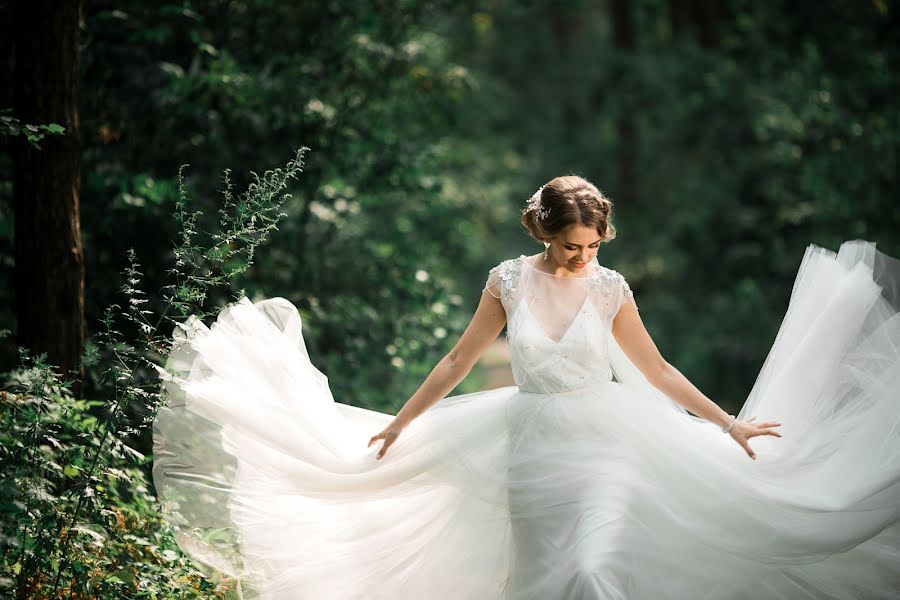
[0,109,65,148]
[0,150,307,597]
[1,2,899,593]
[65,1,516,414]
[164,148,308,317]
[0,355,235,598]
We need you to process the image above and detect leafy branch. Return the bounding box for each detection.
[0,109,66,148]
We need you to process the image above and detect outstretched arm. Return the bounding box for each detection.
[611,297,782,460]
[368,288,507,458]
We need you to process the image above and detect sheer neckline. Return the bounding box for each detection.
[519,253,598,279]
[522,294,591,344]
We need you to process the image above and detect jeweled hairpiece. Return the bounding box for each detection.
[526,185,550,220]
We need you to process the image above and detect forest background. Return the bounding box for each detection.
[0,0,898,597]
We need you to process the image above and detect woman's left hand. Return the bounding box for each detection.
[729,416,783,460]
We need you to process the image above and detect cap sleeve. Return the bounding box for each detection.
[614,271,638,317]
[482,256,525,316]
[483,266,503,299]
[588,265,638,319]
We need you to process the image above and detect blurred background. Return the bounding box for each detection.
[2,0,899,415]
[2,1,899,595]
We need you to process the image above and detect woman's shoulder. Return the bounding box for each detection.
[589,263,633,297]
[485,254,532,300]
[488,253,531,276]
[590,262,623,279]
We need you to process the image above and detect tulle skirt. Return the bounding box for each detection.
[153,240,900,599]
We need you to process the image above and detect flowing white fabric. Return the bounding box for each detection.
[153,240,900,599]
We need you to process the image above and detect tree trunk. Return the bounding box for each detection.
[551,8,585,158]
[670,0,724,48]
[12,0,85,389]
[610,0,637,207]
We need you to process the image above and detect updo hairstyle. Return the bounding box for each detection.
[520,175,617,244]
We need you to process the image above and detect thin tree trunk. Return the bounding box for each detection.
[610,0,637,207]
[12,0,85,390]
[669,0,724,48]
[551,7,585,150]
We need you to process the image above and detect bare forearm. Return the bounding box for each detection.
[648,363,732,429]
[393,353,471,428]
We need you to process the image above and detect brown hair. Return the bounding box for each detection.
[520,175,617,244]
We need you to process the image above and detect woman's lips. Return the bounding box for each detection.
[571,261,586,268]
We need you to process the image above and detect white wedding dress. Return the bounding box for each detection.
[153,240,900,599]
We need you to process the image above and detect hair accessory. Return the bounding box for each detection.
[526,186,550,220]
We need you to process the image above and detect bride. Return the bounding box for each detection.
[153,175,900,599]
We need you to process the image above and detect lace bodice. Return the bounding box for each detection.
[484,254,635,394]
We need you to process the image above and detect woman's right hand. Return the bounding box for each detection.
[368,419,407,460]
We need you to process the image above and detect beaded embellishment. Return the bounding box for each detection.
[488,255,525,301]
[588,267,634,312]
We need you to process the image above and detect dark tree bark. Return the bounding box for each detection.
[670,0,724,48]
[610,0,637,208]
[12,0,85,388]
[551,8,585,152]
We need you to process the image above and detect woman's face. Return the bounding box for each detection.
[547,225,602,273]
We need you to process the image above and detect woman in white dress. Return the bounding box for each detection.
[153,175,900,599]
